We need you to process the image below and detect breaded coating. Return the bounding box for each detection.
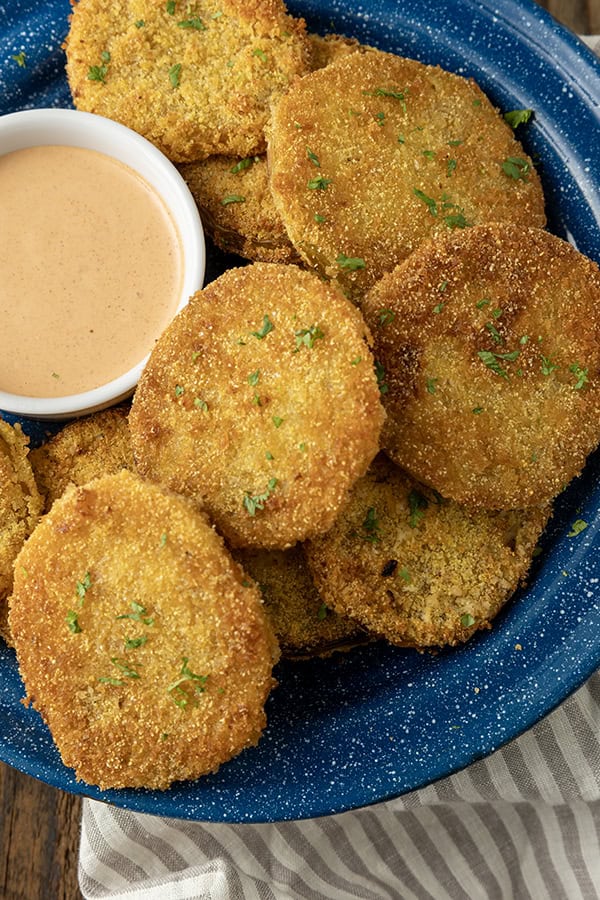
[362,224,600,509]
[306,455,550,648]
[268,50,545,300]
[130,263,385,549]
[234,544,367,658]
[0,420,43,643]
[178,154,299,263]
[29,407,133,512]
[308,32,371,70]
[9,470,279,791]
[65,0,311,162]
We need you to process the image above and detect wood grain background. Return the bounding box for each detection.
[0,2,596,898]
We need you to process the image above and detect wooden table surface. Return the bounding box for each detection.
[1,2,597,898]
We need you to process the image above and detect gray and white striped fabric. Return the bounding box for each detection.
[79,34,600,900]
[79,669,600,899]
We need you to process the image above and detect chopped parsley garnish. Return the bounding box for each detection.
[478,349,519,379]
[447,158,457,177]
[444,212,469,229]
[88,51,111,83]
[439,280,448,292]
[134,19,145,27]
[433,302,445,314]
[408,489,428,528]
[317,603,328,621]
[398,133,405,144]
[294,323,324,351]
[503,108,533,128]
[109,657,140,679]
[243,478,278,516]
[568,519,588,537]
[221,194,245,205]
[272,415,284,428]
[125,635,148,650]
[174,384,184,397]
[160,532,168,547]
[266,451,274,460]
[169,62,182,87]
[116,601,154,626]
[378,309,395,326]
[252,314,274,339]
[375,111,386,126]
[166,0,176,13]
[230,157,254,174]
[398,567,411,583]
[502,156,531,180]
[76,572,92,603]
[460,613,475,628]
[194,398,208,411]
[314,213,327,223]
[362,507,381,543]
[253,48,267,62]
[65,610,81,634]
[540,354,559,376]
[306,147,320,167]
[307,175,331,191]
[422,149,436,160]
[178,16,206,29]
[98,677,125,686]
[426,377,438,394]
[374,360,388,394]
[248,370,260,386]
[485,322,502,344]
[168,657,208,708]
[11,51,26,67]
[569,364,589,390]
[363,87,408,111]
[336,254,365,271]
[351,356,362,366]
[476,297,490,309]
[414,188,437,216]
[472,406,484,414]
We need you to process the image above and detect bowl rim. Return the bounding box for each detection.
[0,108,205,419]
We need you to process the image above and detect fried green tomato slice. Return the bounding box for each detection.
[268,50,545,300]
[0,420,43,643]
[362,224,600,510]
[65,0,311,162]
[178,154,300,263]
[234,544,368,658]
[9,470,279,791]
[29,407,133,512]
[130,263,384,549]
[306,455,550,649]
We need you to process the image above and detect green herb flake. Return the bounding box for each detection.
[472,406,484,414]
[350,356,362,366]
[336,254,365,271]
[502,156,531,180]
[476,297,490,309]
[378,309,395,326]
[375,111,386,126]
[447,158,457,177]
[568,519,588,537]
[540,354,559,376]
[166,0,176,13]
[253,48,268,62]
[433,302,445,314]
[11,51,26,67]
[177,16,206,29]
[413,188,437,217]
[230,157,254,174]
[374,360,388,395]
[422,149,436,160]
[66,610,81,634]
[124,635,148,650]
[76,572,92,602]
[294,323,324,351]
[362,507,381,543]
[252,314,274,340]
[444,212,469,229]
[193,398,208,411]
[221,194,245,205]
[460,613,475,628]
[298,442,307,452]
[169,62,182,87]
[317,603,328,621]
[308,175,332,191]
[363,87,408,111]
[98,677,125,686]
[520,335,530,346]
[248,370,260,386]
[569,364,589,390]
[116,601,154,626]
[485,322,502,344]
[211,10,223,18]
[448,139,464,146]
[408,489,428,528]
[174,384,184,397]
[503,108,533,128]
[243,478,278,516]
[438,280,448,292]
[168,657,208,708]
[314,213,326,223]
[272,415,284,428]
[397,133,405,144]
[110,657,140,679]
[265,451,274,460]
[398,567,411,583]
[134,19,145,27]
[87,60,109,83]
[306,147,320,167]
[426,377,438,395]
[478,349,519,379]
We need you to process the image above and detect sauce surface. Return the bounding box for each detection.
[0,145,183,397]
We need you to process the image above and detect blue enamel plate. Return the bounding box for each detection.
[1,0,599,822]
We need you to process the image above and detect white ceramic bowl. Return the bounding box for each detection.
[0,108,205,419]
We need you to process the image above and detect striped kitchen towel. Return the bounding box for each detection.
[79,669,600,899]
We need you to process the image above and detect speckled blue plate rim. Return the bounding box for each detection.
[0,0,599,823]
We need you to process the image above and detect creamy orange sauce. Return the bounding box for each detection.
[0,145,183,397]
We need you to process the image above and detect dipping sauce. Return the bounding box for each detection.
[0,145,183,397]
